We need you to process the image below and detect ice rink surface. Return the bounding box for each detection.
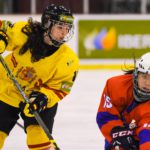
[3,69,122,150]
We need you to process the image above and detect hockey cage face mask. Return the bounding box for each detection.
[47,20,74,47]
[41,4,74,47]
[133,52,150,102]
[133,70,150,103]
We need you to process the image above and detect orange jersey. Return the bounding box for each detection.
[96,74,150,149]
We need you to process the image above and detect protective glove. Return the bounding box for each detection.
[20,91,48,117]
[111,126,137,150]
[0,30,8,53]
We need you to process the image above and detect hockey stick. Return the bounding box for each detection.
[0,55,59,148]
[16,122,24,129]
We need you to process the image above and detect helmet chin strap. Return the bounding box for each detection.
[47,30,62,47]
[133,88,150,103]
[44,34,53,45]
[43,32,53,46]
[43,28,60,47]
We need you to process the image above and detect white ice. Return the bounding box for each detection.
[3,70,122,150]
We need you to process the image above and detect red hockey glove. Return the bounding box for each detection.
[111,126,136,150]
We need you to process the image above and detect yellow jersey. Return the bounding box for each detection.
[0,21,79,108]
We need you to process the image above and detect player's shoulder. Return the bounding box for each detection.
[57,44,79,68]
[13,21,28,26]
[6,21,29,49]
[8,21,28,35]
[59,44,78,59]
[107,74,132,85]
[105,74,133,99]
[12,21,28,29]
[108,73,132,81]
[60,43,74,52]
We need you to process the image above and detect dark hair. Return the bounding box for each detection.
[20,18,57,62]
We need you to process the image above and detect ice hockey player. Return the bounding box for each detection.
[0,3,78,150]
[96,52,150,150]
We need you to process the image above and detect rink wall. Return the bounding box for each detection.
[1,14,150,69]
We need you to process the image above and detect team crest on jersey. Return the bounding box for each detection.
[17,66,37,82]
[103,94,112,108]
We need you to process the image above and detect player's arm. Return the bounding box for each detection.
[39,56,79,108]
[20,67,78,117]
[0,20,28,52]
[96,83,137,150]
[137,120,150,149]
[96,80,124,143]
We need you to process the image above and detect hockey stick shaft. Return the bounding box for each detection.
[16,122,24,129]
[0,55,55,141]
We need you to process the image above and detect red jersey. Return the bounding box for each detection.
[96,74,150,150]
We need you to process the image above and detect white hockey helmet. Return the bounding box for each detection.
[136,52,150,74]
[133,52,150,102]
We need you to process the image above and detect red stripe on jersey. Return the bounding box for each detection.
[42,84,67,99]
[11,54,18,67]
[28,141,50,149]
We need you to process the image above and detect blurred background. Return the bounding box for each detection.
[1,0,150,62]
[0,0,149,14]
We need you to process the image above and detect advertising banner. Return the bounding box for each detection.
[78,20,150,58]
